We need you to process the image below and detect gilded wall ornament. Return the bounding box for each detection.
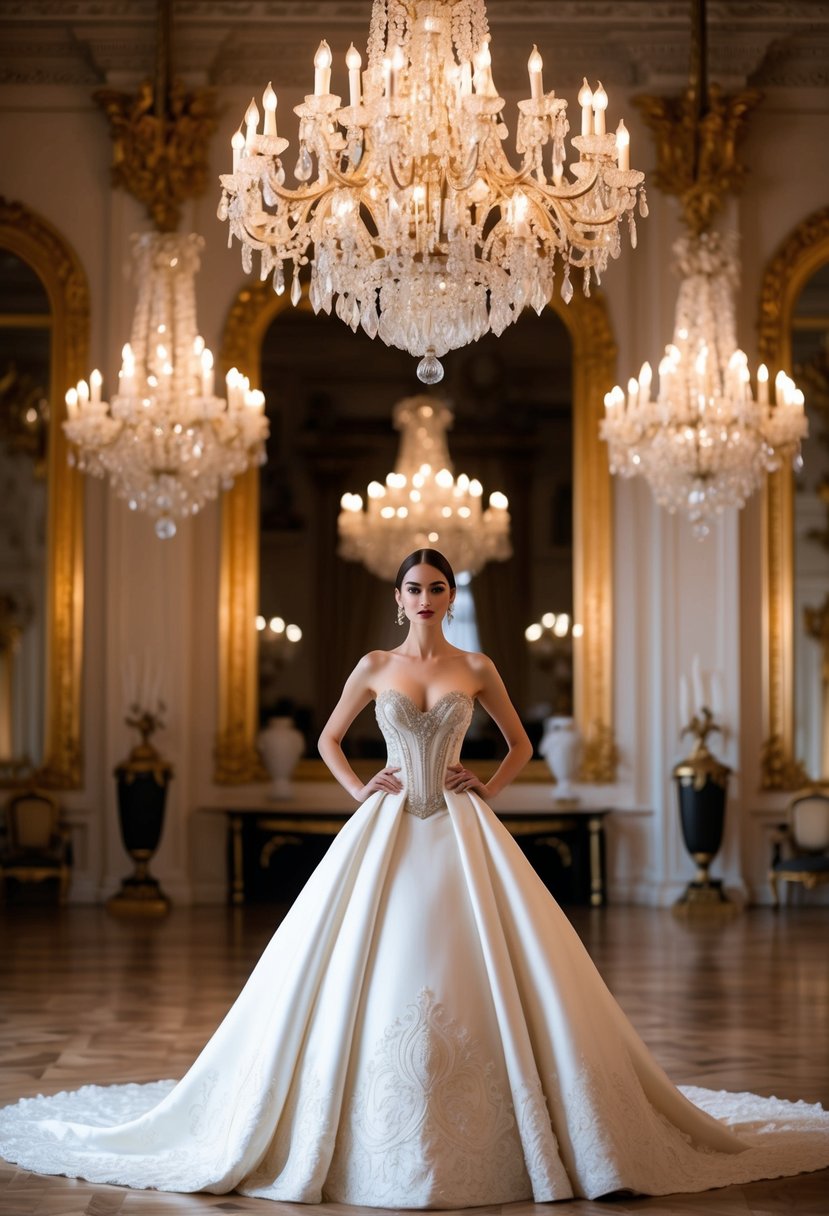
[579,721,619,785]
[93,79,218,232]
[633,84,762,234]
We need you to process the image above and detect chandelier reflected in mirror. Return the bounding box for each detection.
[338,394,510,579]
[601,232,808,538]
[63,233,269,539]
[219,0,646,384]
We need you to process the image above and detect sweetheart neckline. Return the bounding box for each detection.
[375,689,475,715]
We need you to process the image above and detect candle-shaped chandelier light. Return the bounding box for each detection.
[338,394,510,579]
[64,234,269,539]
[525,612,583,657]
[600,237,807,541]
[219,0,646,385]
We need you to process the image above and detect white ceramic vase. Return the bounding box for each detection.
[258,716,304,800]
[540,715,581,802]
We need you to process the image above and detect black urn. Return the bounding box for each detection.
[672,707,734,913]
[108,708,174,917]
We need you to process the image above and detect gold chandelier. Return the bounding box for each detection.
[219,0,646,384]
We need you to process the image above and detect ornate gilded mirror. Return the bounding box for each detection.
[0,199,87,787]
[759,206,829,788]
[216,284,616,785]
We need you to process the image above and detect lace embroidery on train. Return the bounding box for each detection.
[325,987,532,1205]
[375,690,474,820]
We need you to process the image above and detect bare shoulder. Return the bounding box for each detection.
[462,650,495,674]
[458,650,498,686]
[351,650,392,676]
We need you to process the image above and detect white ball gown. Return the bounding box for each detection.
[2,689,829,1206]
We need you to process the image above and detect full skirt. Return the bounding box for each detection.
[1,790,829,1206]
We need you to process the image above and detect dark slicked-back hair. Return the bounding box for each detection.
[394,549,456,591]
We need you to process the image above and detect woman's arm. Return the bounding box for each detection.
[317,653,404,802]
[444,654,533,799]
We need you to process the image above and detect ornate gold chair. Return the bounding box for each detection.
[768,787,829,907]
[0,786,72,903]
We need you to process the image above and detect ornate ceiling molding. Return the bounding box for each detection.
[1,3,828,90]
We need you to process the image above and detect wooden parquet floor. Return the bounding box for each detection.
[1,903,827,1216]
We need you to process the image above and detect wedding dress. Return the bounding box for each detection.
[2,688,829,1206]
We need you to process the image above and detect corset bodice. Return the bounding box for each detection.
[375,690,475,819]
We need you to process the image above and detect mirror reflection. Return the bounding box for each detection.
[257,306,574,760]
[0,249,51,777]
[793,260,829,779]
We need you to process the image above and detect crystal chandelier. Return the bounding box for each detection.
[63,233,269,539]
[601,232,807,539]
[218,0,646,384]
[338,394,510,578]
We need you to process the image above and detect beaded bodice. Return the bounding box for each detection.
[375,690,475,819]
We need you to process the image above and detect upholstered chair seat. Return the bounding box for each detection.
[769,788,829,907]
[0,786,72,902]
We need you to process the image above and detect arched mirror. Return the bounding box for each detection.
[216,283,616,785]
[759,206,829,788]
[0,199,87,787]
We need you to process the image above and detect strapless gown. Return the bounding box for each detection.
[1,689,828,1207]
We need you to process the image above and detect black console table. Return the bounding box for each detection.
[199,798,612,908]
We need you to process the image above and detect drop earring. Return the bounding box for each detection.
[396,605,406,626]
[447,603,454,623]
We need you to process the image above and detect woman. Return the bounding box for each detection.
[0,548,828,1206]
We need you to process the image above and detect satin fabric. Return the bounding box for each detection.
[1,691,828,1205]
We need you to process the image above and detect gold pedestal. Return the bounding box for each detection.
[673,870,739,919]
[106,857,170,918]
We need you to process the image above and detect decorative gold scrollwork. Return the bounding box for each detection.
[633,85,762,235]
[93,80,218,233]
[579,720,620,785]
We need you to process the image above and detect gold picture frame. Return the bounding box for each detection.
[0,198,89,788]
[215,285,618,784]
[757,205,829,789]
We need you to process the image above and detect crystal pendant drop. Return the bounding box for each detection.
[295,144,313,182]
[291,270,302,306]
[417,347,444,385]
[561,268,573,305]
[155,516,177,540]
